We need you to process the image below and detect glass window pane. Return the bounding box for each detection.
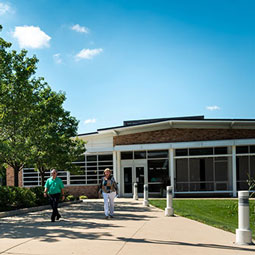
[189,148,213,156]
[236,146,248,154]
[98,154,113,161]
[148,150,168,158]
[250,146,255,153]
[215,147,228,155]
[148,159,169,182]
[124,167,132,193]
[176,159,188,182]
[190,159,200,181]
[134,151,146,159]
[250,156,255,178]
[204,158,214,181]
[121,151,133,160]
[86,155,97,161]
[215,161,228,181]
[175,149,188,156]
[236,156,249,181]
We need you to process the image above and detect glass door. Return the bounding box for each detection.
[124,167,133,193]
[122,160,147,196]
[135,166,145,193]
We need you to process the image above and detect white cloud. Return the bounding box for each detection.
[0,2,11,15]
[71,24,89,34]
[13,26,51,49]
[53,53,62,64]
[76,48,103,60]
[84,118,96,125]
[206,105,221,111]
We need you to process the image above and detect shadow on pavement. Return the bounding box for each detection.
[0,200,155,242]
[114,237,255,252]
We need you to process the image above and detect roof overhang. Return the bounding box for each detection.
[97,120,255,136]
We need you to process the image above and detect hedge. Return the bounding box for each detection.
[0,186,48,211]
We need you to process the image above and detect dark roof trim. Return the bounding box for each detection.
[123,115,205,126]
[77,131,98,136]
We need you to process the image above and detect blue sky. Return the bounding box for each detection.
[0,0,254,134]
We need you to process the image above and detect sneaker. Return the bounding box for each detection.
[105,216,109,219]
[109,215,113,218]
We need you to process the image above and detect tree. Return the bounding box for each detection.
[29,86,85,186]
[0,25,85,186]
[0,25,43,186]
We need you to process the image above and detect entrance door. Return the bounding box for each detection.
[122,161,147,196]
[135,166,145,194]
[124,167,132,193]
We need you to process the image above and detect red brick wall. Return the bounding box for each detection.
[114,128,255,146]
[6,166,22,187]
[64,185,99,198]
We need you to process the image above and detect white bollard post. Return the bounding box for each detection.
[165,186,174,216]
[143,184,149,206]
[235,191,252,245]
[133,183,138,200]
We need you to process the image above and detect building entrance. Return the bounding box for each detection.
[122,160,147,197]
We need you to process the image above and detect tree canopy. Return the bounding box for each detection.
[0,25,85,186]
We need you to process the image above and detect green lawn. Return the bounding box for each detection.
[149,199,255,239]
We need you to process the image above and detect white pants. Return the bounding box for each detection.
[102,191,116,216]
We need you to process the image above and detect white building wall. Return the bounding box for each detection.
[79,134,114,153]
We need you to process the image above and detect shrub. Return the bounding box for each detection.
[30,186,48,206]
[10,187,36,209]
[66,195,75,201]
[79,195,88,200]
[0,186,15,210]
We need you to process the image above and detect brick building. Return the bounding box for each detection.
[8,116,255,197]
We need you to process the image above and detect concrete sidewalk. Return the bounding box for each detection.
[0,198,254,255]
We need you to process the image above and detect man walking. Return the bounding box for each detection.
[44,169,65,222]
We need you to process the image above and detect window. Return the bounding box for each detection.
[148,150,168,158]
[175,147,229,192]
[175,149,188,156]
[236,146,249,154]
[23,154,113,187]
[121,151,133,160]
[189,148,213,156]
[236,145,255,190]
[214,147,228,155]
[148,159,169,192]
[134,151,146,159]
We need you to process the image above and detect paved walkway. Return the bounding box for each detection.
[0,198,254,255]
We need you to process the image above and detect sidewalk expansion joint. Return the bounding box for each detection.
[0,238,35,254]
[115,221,148,255]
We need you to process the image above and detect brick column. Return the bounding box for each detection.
[6,166,23,187]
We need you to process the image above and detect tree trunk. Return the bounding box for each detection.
[39,167,46,187]
[14,167,20,187]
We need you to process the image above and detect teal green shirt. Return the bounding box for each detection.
[45,177,64,195]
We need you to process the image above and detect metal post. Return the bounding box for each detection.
[133,183,138,200]
[143,184,149,206]
[235,191,252,245]
[232,146,237,197]
[165,186,174,216]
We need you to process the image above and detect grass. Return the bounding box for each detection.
[149,199,255,239]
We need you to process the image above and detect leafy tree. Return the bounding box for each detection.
[0,25,43,186]
[0,165,6,186]
[29,86,85,186]
[0,25,85,186]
